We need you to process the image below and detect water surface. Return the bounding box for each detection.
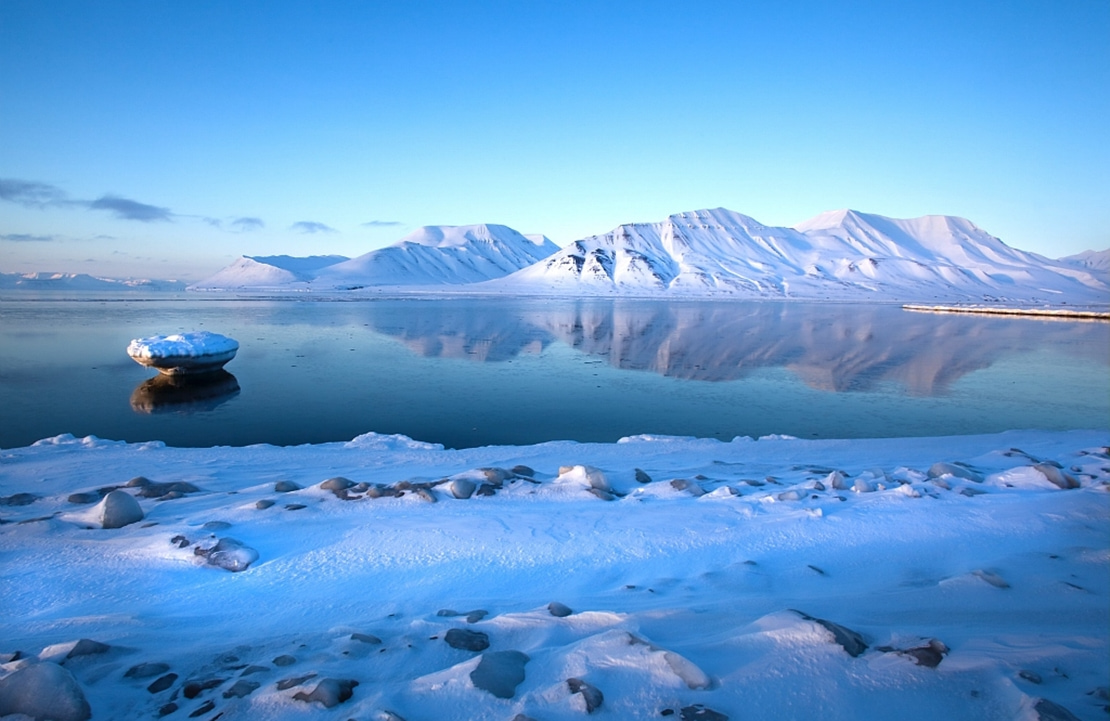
[1,295,1106,448]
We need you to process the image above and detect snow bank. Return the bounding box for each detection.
[0,429,1106,720]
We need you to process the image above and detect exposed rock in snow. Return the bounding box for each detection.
[0,662,91,721]
[195,537,259,572]
[793,611,869,657]
[291,678,358,708]
[567,677,604,713]
[93,490,143,529]
[444,629,490,652]
[469,650,529,699]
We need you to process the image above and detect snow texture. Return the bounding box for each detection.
[0,429,1107,720]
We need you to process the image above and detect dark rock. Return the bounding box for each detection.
[587,487,616,501]
[635,468,652,483]
[681,704,729,721]
[276,673,316,690]
[183,678,225,698]
[203,537,259,572]
[137,482,201,499]
[147,673,178,693]
[272,655,296,667]
[284,503,306,510]
[255,499,275,509]
[476,483,498,497]
[480,468,512,486]
[793,610,868,657]
[1020,670,1043,684]
[126,662,171,679]
[351,482,370,492]
[240,665,268,677]
[510,465,536,478]
[445,628,490,652]
[972,569,1010,588]
[548,601,573,617]
[274,481,300,493]
[202,521,231,531]
[470,651,529,699]
[126,476,152,487]
[512,716,539,721]
[901,639,948,668]
[351,633,381,645]
[1034,463,1080,489]
[66,639,111,659]
[222,679,259,698]
[171,535,190,548]
[67,492,100,504]
[927,462,983,483]
[1034,698,1082,721]
[567,677,603,713]
[158,702,178,717]
[670,478,705,497]
[0,661,91,721]
[414,487,437,503]
[292,678,358,708]
[466,610,488,623]
[188,699,215,717]
[96,490,144,529]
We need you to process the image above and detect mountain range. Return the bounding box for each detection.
[12,209,1103,304]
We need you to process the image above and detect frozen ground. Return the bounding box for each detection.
[1,430,1107,720]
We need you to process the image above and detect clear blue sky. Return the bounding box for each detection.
[2,0,1107,280]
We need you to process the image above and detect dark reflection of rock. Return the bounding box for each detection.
[130,371,240,414]
[367,300,1107,396]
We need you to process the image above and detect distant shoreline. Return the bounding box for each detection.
[903,304,1110,320]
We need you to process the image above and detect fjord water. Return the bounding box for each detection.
[1,295,1106,449]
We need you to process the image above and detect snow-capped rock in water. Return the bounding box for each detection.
[127,331,239,375]
[311,224,559,289]
[492,208,1109,302]
[188,255,348,291]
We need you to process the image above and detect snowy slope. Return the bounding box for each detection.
[0,430,1106,721]
[1059,248,1110,275]
[311,224,559,289]
[0,272,186,292]
[188,255,348,291]
[491,208,1109,303]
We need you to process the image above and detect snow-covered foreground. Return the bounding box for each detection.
[1,430,1108,721]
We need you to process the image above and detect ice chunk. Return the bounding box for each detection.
[127,331,238,375]
[94,490,144,529]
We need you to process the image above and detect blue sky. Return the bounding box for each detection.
[1,0,1107,280]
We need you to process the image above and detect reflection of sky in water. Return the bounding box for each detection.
[0,297,1106,449]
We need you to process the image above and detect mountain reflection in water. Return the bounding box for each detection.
[130,371,240,414]
[367,301,1106,395]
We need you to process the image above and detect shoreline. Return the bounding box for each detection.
[903,303,1110,320]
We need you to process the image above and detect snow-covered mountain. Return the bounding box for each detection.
[310,224,559,289]
[490,208,1109,303]
[188,255,348,291]
[0,272,186,292]
[1058,249,1110,276]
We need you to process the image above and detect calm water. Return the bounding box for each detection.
[1,295,1107,449]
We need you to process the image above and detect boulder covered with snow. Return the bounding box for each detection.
[93,490,144,529]
[127,331,239,376]
[0,661,91,721]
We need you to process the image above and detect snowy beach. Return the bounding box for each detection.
[2,429,1107,720]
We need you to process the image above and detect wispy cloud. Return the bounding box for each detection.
[231,217,265,231]
[361,220,403,227]
[0,232,57,242]
[89,194,173,222]
[290,220,336,234]
[0,178,70,208]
